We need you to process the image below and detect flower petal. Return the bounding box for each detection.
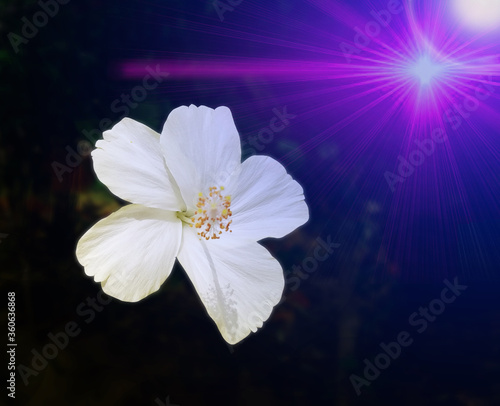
[177,227,284,344]
[229,156,309,241]
[160,105,241,211]
[76,204,182,302]
[93,118,183,211]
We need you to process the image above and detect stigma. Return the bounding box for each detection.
[190,186,232,240]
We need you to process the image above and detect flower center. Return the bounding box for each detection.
[188,186,232,240]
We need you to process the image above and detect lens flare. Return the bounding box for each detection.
[114,0,500,278]
[410,55,444,87]
[453,0,500,30]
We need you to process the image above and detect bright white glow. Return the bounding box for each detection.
[454,0,500,30]
[411,55,443,87]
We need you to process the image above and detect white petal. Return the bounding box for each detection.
[93,118,183,211]
[177,227,284,344]
[76,204,182,302]
[160,105,241,211]
[229,156,309,241]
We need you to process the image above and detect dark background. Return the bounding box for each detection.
[1,1,499,405]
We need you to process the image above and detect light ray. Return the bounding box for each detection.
[112,0,500,279]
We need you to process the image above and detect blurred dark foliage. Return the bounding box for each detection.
[0,1,499,405]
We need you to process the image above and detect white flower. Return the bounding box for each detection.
[76,105,309,344]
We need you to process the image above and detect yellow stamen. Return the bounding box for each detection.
[189,186,233,240]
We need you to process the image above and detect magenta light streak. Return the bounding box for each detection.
[118,59,354,80]
[111,0,500,279]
